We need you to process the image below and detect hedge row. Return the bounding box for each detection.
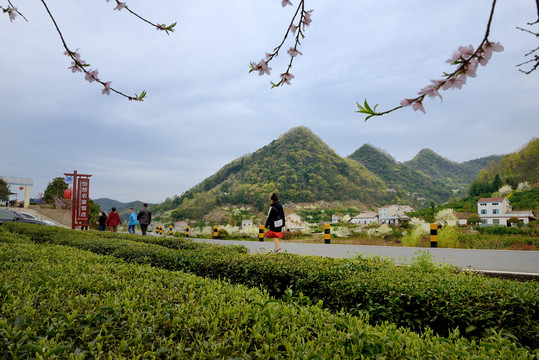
[3,224,538,349]
[1,231,535,359]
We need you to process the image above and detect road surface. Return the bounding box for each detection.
[192,238,539,276]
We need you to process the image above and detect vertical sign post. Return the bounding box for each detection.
[64,170,92,229]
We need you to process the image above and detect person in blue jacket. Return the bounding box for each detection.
[128,207,139,234]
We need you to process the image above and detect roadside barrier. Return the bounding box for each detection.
[169,225,173,236]
[259,225,265,242]
[185,225,190,238]
[430,223,438,248]
[324,224,331,244]
[212,225,218,239]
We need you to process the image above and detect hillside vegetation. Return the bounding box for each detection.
[476,137,538,189]
[404,149,503,188]
[348,144,453,204]
[153,127,394,220]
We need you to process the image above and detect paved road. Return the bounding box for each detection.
[192,238,539,275]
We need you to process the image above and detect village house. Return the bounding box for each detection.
[349,211,378,225]
[174,220,188,232]
[378,204,413,226]
[477,197,536,226]
[285,213,304,230]
[241,219,253,229]
[453,212,476,226]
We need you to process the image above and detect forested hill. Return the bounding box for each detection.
[475,137,538,188]
[404,149,503,188]
[153,126,395,220]
[348,144,453,204]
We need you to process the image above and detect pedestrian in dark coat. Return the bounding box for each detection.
[137,203,152,235]
[265,193,285,253]
[98,212,107,231]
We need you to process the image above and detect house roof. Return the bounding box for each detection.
[352,212,378,219]
[477,197,508,203]
[454,212,475,219]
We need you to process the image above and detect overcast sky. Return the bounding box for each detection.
[2,0,538,203]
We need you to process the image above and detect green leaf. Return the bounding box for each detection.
[17,344,43,355]
[46,346,71,357]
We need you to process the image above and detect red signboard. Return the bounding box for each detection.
[64,170,92,229]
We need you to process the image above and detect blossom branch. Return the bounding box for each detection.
[40,0,146,101]
[1,0,27,22]
[515,2,539,75]
[249,1,313,87]
[357,0,504,120]
[108,0,177,34]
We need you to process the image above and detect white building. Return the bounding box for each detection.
[174,220,188,231]
[285,213,304,230]
[477,197,536,226]
[378,205,413,225]
[349,211,378,225]
[241,219,253,229]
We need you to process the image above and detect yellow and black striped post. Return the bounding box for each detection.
[212,225,219,239]
[324,224,331,244]
[185,225,190,238]
[430,223,438,248]
[259,225,265,242]
[169,225,173,236]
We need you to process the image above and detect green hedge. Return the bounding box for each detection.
[1,233,535,358]
[3,223,538,350]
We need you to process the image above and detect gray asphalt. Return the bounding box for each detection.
[191,238,539,275]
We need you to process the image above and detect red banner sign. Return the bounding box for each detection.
[64,170,92,229]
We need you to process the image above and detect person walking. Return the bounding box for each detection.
[105,207,122,232]
[137,203,152,235]
[98,212,107,231]
[264,193,285,253]
[128,208,138,234]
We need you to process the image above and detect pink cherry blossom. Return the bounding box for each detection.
[446,44,474,63]
[442,75,466,90]
[69,61,83,73]
[464,59,479,77]
[7,6,18,22]
[290,24,298,35]
[303,10,313,29]
[282,0,292,7]
[114,2,127,11]
[102,81,112,95]
[280,72,295,85]
[479,41,504,66]
[287,47,303,57]
[458,45,474,58]
[251,60,271,76]
[412,100,426,114]
[419,84,442,101]
[400,99,412,107]
[85,69,99,83]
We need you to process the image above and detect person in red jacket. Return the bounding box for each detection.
[105,207,122,232]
